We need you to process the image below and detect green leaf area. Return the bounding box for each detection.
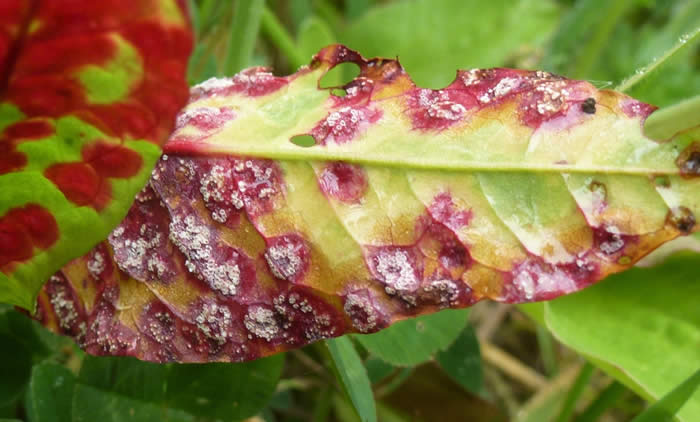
[0,304,283,422]
[341,0,560,89]
[0,310,284,422]
[521,252,700,422]
[70,353,283,422]
[354,308,470,367]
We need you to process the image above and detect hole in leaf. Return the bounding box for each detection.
[331,88,348,97]
[290,134,317,147]
[654,175,670,188]
[320,62,360,90]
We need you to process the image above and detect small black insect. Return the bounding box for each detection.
[581,97,596,114]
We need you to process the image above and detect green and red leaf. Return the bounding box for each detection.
[0,0,193,308]
[37,45,699,363]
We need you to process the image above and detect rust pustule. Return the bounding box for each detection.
[676,142,700,177]
[667,206,696,234]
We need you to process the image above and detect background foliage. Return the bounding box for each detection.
[2,0,699,421]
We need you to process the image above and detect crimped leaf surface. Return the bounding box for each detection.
[35,45,699,363]
[0,0,193,308]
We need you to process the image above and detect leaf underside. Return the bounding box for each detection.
[34,45,699,363]
[0,0,193,308]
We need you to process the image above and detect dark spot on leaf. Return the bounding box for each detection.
[667,207,696,234]
[581,97,596,114]
[677,144,700,177]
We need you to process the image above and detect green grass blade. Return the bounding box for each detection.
[313,0,343,29]
[297,16,337,60]
[223,0,265,76]
[543,0,636,78]
[345,0,374,19]
[187,0,201,37]
[326,337,377,422]
[536,325,559,377]
[354,308,469,367]
[555,362,595,422]
[261,7,308,71]
[630,369,700,422]
[575,381,627,422]
[617,26,700,93]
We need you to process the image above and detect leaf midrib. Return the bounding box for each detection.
[164,144,680,175]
